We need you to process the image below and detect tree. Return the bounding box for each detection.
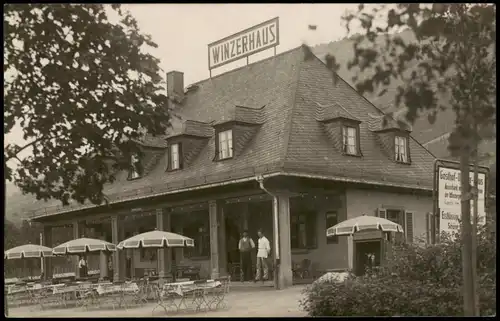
[4,4,170,206]
[306,3,495,316]
[300,224,496,316]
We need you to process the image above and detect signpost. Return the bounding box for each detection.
[207,17,280,75]
[434,159,489,240]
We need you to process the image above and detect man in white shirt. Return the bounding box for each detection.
[255,229,271,282]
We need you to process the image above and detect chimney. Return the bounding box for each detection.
[167,71,184,101]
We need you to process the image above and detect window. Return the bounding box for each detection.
[218,129,233,160]
[325,211,339,244]
[129,154,141,179]
[342,126,358,155]
[290,210,317,250]
[386,209,404,227]
[170,143,180,170]
[395,136,408,162]
[379,208,414,243]
[183,211,210,258]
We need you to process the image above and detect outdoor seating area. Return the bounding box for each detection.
[5,229,232,315]
[153,276,231,315]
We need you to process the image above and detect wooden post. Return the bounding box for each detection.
[209,200,220,279]
[111,216,125,281]
[277,194,293,289]
[42,225,52,280]
[347,235,354,271]
[72,221,81,278]
[218,205,227,277]
[99,252,107,280]
[156,208,172,279]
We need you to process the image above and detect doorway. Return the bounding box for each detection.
[354,241,381,276]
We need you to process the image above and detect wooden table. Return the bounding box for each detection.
[153,280,223,315]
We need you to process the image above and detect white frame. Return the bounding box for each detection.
[218,129,233,159]
[130,154,140,179]
[170,143,180,170]
[342,126,357,155]
[395,135,408,162]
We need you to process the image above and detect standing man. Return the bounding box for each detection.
[78,255,88,278]
[255,229,271,282]
[238,230,255,282]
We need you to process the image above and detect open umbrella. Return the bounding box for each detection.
[4,244,54,259]
[117,230,194,249]
[326,214,404,237]
[52,238,116,255]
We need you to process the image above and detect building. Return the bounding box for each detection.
[30,46,437,289]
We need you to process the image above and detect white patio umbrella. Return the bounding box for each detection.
[52,238,117,255]
[117,229,194,249]
[4,244,54,259]
[326,214,404,237]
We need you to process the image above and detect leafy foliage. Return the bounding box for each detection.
[305,5,496,315]
[4,4,170,206]
[311,4,496,151]
[300,225,496,316]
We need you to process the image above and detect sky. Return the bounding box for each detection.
[4,3,358,193]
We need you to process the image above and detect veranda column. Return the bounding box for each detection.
[218,204,227,277]
[72,220,83,278]
[209,200,223,279]
[42,225,52,280]
[156,208,172,279]
[241,203,249,231]
[347,235,354,271]
[277,194,293,289]
[111,215,125,281]
[99,251,107,280]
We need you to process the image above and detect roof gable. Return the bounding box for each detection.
[28,47,439,218]
[283,53,436,188]
[99,47,304,197]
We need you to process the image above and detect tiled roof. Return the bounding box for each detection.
[282,51,435,189]
[30,46,437,219]
[314,101,360,123]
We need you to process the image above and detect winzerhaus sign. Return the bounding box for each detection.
[208,17,280,71]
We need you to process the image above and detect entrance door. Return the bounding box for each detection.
[354,241,381,276]
[225,216,241,265]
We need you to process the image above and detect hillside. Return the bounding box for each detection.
[5,31,495,223]
[312,31,496,163]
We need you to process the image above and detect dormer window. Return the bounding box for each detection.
[342,125,359,155]
[217,129,233,160]
[166,142,183,171]
[395,135,409,163]
[128,154,141,180]
[170,143,180,170]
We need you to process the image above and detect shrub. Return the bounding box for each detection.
[300,224,496,316]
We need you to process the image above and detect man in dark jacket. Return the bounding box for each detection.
[238,230,255,282]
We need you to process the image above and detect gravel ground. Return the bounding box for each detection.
[7,285,308,318]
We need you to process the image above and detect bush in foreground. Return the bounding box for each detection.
[300,225,496,316]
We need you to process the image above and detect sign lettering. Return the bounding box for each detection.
[208,17,279,70]
[437,166,487,236]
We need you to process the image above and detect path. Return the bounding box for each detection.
[8,285,308,317]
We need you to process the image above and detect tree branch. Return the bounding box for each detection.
[5,136,47,161]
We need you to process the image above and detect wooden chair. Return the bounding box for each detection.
[292,259,311,279]
[207,276,230,311]
[152,282,182,316]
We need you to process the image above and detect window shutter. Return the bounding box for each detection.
[376,208,387,219]
[165,146,171,171]
[405,210,414,243]
[178,143,184,169]
[425,212,434,244]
